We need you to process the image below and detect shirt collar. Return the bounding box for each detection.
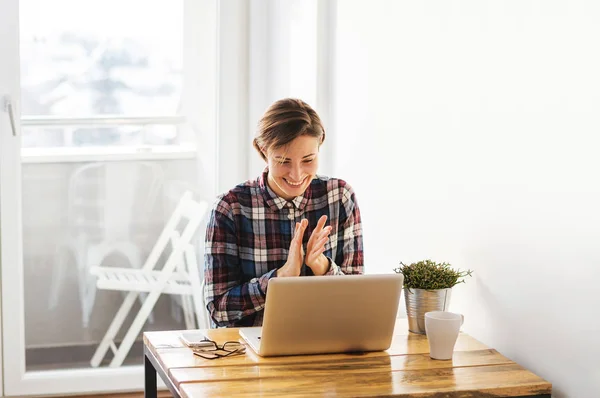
[259,167,311,212]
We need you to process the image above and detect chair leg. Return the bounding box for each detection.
[118,245,155,325]
[109,289,163,367]
[48,245,69,310]
[82,267,100,328]
[90,291,140,367]
[139,293,155,324]
[77,245,93,329]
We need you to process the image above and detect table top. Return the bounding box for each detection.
[143,319,551,398]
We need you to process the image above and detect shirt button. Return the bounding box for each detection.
[288,214,294,220]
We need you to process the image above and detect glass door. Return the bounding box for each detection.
[0,0,217,395]
[0,0,21,397]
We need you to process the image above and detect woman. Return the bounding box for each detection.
[204,98,363,327]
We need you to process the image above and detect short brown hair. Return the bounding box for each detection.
[253,98,325,161]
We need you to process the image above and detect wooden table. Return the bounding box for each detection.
[143,320,551,397]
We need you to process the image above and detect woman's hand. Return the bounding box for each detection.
[276,219,308,277]
[305,215,332,276]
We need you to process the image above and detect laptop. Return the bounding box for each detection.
[239,273,404,357]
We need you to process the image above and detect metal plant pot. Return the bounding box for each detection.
[404,288,452,334]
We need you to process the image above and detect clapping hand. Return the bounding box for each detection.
[305,215,332,275]
[277,219,308,277]
[276,216,331,277]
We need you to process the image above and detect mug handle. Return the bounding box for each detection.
[460,314,464,326]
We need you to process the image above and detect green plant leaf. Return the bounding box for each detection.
[393,259,473,290]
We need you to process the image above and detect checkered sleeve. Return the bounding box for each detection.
[326,184,364,275]
[204,199,276,327]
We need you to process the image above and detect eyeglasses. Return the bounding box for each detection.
[191,340,246,360]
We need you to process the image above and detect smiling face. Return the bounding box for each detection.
[264,135,320,200]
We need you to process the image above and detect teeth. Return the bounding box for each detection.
[285,178,304,186]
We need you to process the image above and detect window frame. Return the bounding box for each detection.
[0,0,218,395]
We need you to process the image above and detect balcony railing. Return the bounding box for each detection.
[20,115,195,163]
[21,115,186,127]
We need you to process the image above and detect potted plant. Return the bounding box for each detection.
[393,260,473,334]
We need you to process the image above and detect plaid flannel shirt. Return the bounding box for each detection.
[204,168,364,327]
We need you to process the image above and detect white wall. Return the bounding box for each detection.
[217,0,335,190]
[335,1,600,397]
[216,0,250,194]
[247,0,327,181]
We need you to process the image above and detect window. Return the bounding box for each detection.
[19,0,190,153]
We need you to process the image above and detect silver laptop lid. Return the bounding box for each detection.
[258,274,403,357]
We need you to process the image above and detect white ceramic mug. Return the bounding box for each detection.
[424,311,464,360]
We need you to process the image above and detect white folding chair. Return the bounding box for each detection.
[89,191,207,367]
[163,180,206,324]
[48,161,163,328]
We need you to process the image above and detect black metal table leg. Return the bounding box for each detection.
[144,343,182,398]
[144,347,158,398]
